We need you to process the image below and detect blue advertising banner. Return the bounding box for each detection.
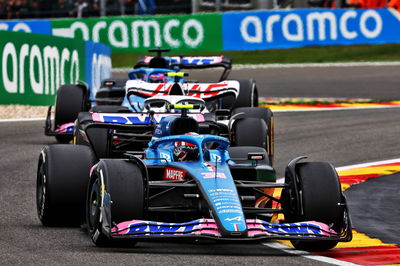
[85,41,112,100]
[222,9,400,50]
[0,20,51,34]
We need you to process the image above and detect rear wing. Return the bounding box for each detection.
[126,80,239,102]
[135,56,232,81]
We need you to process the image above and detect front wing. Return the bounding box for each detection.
[110,218,349,242]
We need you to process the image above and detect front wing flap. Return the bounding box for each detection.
[110,218,348,241]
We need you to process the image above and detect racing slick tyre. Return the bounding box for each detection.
[36,144,96,226]
[87,159,145,247]
[282,162,344,251]
[232,107,274,164]
[220,79,258,109]
[231,117,273,165]
[233,79,259,108]
[54,84,89,143]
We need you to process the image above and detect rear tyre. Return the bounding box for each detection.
[231,117,274,164]
[282,162,344,251]
[55,84,89,143]
[232,107,274,164]
[36,145,96,226]
[87,159,145,247]
[233,79,259,108]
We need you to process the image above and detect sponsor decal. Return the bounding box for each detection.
[163,168,187,181]
[128,81,237,99]
[143,56,223,65]
[112,218,336,238]
[85,41,112,99]
[0,20,52,34]
[201,172,226,179]
[51,14,222,52]
[179,56,223,65]
[223,9,400,50]
[1,43,80,96]
[0,31,86,105]
[93,113,205,124]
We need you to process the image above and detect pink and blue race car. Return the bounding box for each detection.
[37,104,352,251]
[44,49,258,144]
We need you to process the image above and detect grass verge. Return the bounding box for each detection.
[112,43,400,68]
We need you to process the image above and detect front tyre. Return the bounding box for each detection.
[282,162,344,251]
[87,159,145,247]
[36,145,96,226]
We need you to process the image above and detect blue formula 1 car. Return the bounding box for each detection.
[44,49,258,143]
[36,105,352,251]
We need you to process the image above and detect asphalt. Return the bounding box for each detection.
[345,173,400,246]
[1,65,400,265]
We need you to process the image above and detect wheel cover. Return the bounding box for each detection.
[252,85,258,107]
[88,178,101,231]
[36,161,46,219]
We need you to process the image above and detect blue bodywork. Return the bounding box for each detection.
[144,134,247,235]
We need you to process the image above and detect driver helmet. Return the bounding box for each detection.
[148,73,166,83]
[173,133,199,161]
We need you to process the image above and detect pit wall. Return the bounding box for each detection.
[0,31,111,106]
[1,8,399,53]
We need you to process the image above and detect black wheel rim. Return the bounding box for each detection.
[253,87,259,107]
[88,178,101,231]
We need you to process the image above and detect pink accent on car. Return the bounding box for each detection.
[110,218,338,238]
[90,113,205,124]
[91,112,101,122]
[54,123,75,133]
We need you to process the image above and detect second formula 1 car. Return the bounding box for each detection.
[44,49,258,143]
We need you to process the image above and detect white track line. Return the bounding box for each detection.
[233,61,400,69]
[336,158,400,171]
[271,105,400,113]
[263,242,359,266]
[2,104,399,122]
[0,117,45,123]
[271,158,400,265]
[112,61,400,73]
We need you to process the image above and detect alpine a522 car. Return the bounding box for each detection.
[36,104,352,251]
[44,49,258,143]
[70,73,274,165]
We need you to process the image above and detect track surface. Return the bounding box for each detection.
[346,172,400,246]
[1,65,399,265]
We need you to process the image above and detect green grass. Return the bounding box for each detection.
[112,43,400,68]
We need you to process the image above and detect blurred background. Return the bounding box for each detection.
[1,0,397,20]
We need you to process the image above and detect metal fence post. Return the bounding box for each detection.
[216,0,222,11]
[119,0,125,15]
[100,0,106,16]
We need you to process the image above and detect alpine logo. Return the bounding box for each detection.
[163,168,187,181]
[225,216,242,222]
